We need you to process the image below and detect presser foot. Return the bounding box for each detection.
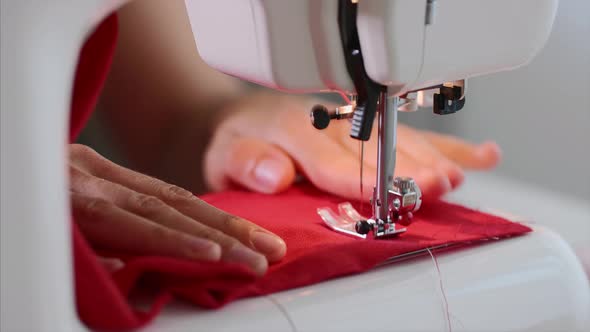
[317,177,422,239]
[317,202,406,239]
[356,217,407,238]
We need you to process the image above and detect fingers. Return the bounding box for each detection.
[222,137,296,194]
[70,165,272,274]
[70,146,286,265]
[393,149,453,200]
[201,97,388,200]
[396,126,465,188]
[215,108,454,200]
[278,127,378,201]
[420,131,502,169]
[168,195,286,263]
[72,192,222,262]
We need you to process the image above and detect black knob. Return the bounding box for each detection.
[310,104,331,130]
[355,220,372,235]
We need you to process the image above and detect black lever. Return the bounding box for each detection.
[338,0,386,141]
[433,85,466,115]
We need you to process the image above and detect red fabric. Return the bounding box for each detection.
[78,186,531,330]
[70,14,118,141]
[70,15,532,331]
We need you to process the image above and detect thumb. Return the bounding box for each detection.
[224,137,296,194]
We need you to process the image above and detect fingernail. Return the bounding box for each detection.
[443,164,464,188]
[187,237,222,261]
[479,141,500,157]
[224,244,268,276]
[440,175,452,192]
[251,231,287,262]
[476,142,502,167]
[253,158,283,192]
[476,145,491,159]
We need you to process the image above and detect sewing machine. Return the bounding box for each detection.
[185,0,559,239]
[1,0,589,331]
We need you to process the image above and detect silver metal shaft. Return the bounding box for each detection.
[374,92,398,222]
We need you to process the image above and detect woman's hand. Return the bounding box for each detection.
[69,144,286,275]
[205,93,501,201]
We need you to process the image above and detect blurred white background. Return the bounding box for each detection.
[402,0,590,201]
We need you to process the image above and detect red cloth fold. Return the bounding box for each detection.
[70,15,532,330]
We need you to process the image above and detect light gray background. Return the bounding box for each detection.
[81,0,590,202]
[401,0,590,201]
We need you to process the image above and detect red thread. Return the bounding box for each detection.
[337,91,352,104]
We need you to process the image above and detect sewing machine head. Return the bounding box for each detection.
[184,0,558,238]
[185,0,557,96]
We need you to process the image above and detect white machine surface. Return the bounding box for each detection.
[2,0,588,331]
[145,173,590,332]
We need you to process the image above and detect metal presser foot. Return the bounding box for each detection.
[318,177,422,239]
[356,176,422,238]
[313,94,422,239]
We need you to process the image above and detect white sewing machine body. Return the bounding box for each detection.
[2,1,588,331]
[186,0,557,96]
[147,223,590,332]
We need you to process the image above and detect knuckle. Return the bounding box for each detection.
[80,177,109,194]
[221,214,243,231]
[223,238,241,250]
[160,184,196,202]
[82,199,112,219]
[70,144,98,159]
[92,159,112,176]
[131,194,165,211]
[199,227,231,244]
[91,177,109,188]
